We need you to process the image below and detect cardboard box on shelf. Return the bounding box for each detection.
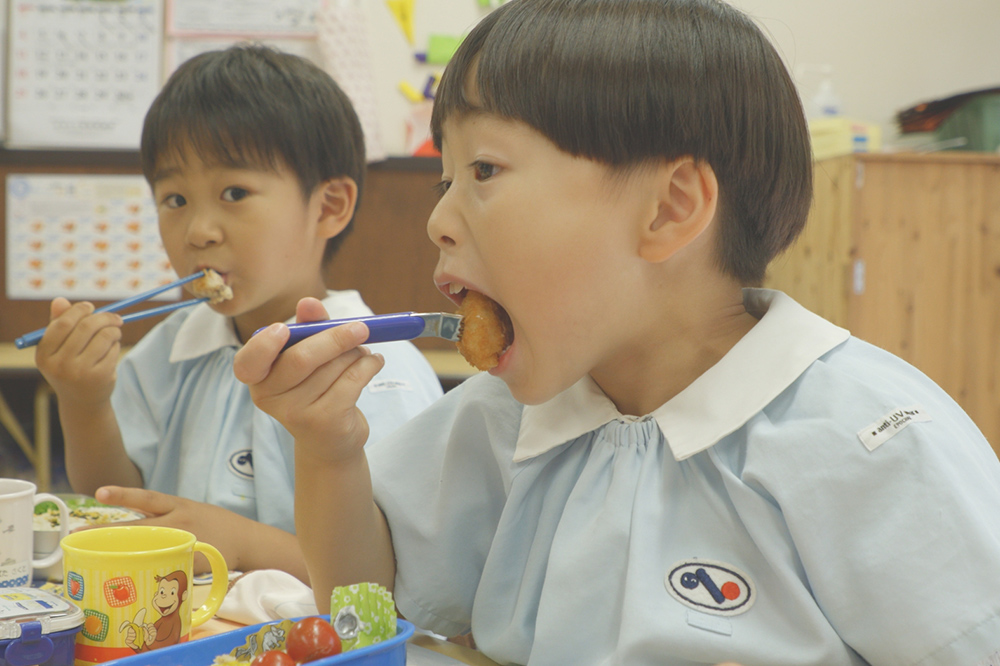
[809,117,882,160]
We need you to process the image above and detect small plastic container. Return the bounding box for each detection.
[108,616,415,666]
[0,588,84,666]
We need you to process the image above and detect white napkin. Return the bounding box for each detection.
[215,570,319,625]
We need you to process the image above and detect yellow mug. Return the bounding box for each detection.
[60,526,228,665]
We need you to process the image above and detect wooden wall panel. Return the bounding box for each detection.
[849,154,1000,456]
[765,155,855,326]
[325,160,449,351]
[0,156,448,350]
[767,151,1000,457]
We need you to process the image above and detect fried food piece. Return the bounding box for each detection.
[187,269,233,304]
[457,291,513,371]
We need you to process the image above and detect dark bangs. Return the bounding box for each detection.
[141,45,366,203]
[432,0,812,285]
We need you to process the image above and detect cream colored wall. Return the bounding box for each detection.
[728,0,1000,143]
[363,1,1000,154]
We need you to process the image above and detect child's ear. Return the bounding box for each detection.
[638,158,718,263]
[314,177,358,239]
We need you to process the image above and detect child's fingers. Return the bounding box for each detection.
[243,323,377,429]
[248,321,370,394]
[95,486,170,518]
[56,311,123,360]
[49,297,73,320]
[254,345,371,421]
[279,351,385,445]
[41,301,95,347]
[233,322,290,385]
[295,296,330,323]
[296,348,385,412]
[38,302,122,367]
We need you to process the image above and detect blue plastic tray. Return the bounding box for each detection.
[105,617,414,666]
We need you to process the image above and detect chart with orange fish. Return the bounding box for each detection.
[5,174,179,301]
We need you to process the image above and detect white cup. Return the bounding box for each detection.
[0,478,68,587]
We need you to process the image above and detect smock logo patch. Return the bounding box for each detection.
[666,560,755,616]
[228,450,254,480]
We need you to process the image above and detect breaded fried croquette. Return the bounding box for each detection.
[188,268,233,304]
[457,291,513,371]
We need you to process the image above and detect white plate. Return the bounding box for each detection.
[33,497,143,581]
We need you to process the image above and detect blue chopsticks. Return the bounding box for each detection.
[14,272,207,349]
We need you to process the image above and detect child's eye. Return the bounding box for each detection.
[221,187,249,202]
[472,161,499,182]
[163,194,186,209]
[433,179,451,197]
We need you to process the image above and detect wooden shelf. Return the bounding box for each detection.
[765,151,1000,458]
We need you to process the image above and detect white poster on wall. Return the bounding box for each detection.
[5,0,163,150]
[5,175,178,302]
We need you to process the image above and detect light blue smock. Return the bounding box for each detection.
[112,289,443,534]
[369,289,1000,666]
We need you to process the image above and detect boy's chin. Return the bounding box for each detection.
[505,373,572,407]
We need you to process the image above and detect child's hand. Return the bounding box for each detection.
[94,486,307,581]
[233,297,386,465]
[35,297,123,406]
[93,485,243,574]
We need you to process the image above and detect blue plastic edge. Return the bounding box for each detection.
[103,617,415,666]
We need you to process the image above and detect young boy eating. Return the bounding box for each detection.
[235,1,1000,663]
[34,45,443,581]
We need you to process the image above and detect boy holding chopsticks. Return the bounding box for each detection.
[33,45,443,581]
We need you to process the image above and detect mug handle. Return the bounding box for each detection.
[191,542,228,627]
[32,493,69,569]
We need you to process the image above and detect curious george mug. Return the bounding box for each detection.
[61,526,228,665]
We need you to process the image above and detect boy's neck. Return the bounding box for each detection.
[230,279,330,345]
[592,284,756,417]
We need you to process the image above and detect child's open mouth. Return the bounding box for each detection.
[453,289,513,371]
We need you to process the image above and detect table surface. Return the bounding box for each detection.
[0,342,40,372]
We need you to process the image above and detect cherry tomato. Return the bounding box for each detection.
[250,650,296,666]
[286,616,342,663]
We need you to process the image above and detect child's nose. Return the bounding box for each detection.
[427,200,457,250]
[185,212,223,247]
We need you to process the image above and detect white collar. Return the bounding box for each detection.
[169,290,369,363]
[514,289,850,462]
[169,303,240,362]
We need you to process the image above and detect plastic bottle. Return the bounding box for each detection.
[796,64,842,118]
[812,75,842,117]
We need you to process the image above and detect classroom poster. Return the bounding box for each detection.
[5,0,163,149]
[167,0,318,37]
[5,175,179,301]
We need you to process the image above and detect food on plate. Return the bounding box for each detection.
[188,268,233,304]
[456,291,513,371]
[33,496,142,532]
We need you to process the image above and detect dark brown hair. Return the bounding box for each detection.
[141,44,366,263]
[431,0,812,285]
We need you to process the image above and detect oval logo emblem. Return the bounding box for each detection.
[228,450,254,480]
[665,560,755,616]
